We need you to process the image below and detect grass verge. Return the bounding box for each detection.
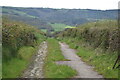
[62,37,118,78]
[2,34,46,78]
[2,46,36,78]
[44,38,77,78]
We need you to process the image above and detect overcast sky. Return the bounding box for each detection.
[0,0,119,10]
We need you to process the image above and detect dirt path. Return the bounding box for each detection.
[22,41,47,78]
[56,42,103,78]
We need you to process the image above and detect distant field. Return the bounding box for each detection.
[50,23,74,32]
[41,29,47,33]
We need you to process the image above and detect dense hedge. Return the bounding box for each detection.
[57,20,119,52]
[2,19,45,61]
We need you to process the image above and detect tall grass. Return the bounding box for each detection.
[62,38,118,78]
[76,46,118,78]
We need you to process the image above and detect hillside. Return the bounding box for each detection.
[2,6,118,27]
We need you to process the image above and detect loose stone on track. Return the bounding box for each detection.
[22,41,47,78]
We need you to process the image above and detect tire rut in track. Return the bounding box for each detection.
[22,41,47,78]
[56,42,103,78]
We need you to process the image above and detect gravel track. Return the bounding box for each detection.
[56,42,103,78]
[22,41,47,78]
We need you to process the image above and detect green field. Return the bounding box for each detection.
[41,29,47,33]
[50,23,74,32]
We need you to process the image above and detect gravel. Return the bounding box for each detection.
[56,42,104,78]
[22,41,47,78]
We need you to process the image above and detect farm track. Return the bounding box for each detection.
[22,41,104,78]
[22,41,47,78]
[56,42,104,78]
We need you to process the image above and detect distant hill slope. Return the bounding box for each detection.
[2,6,118,26]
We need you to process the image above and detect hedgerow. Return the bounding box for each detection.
[57,20,119,52]
[2,18,45,61]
